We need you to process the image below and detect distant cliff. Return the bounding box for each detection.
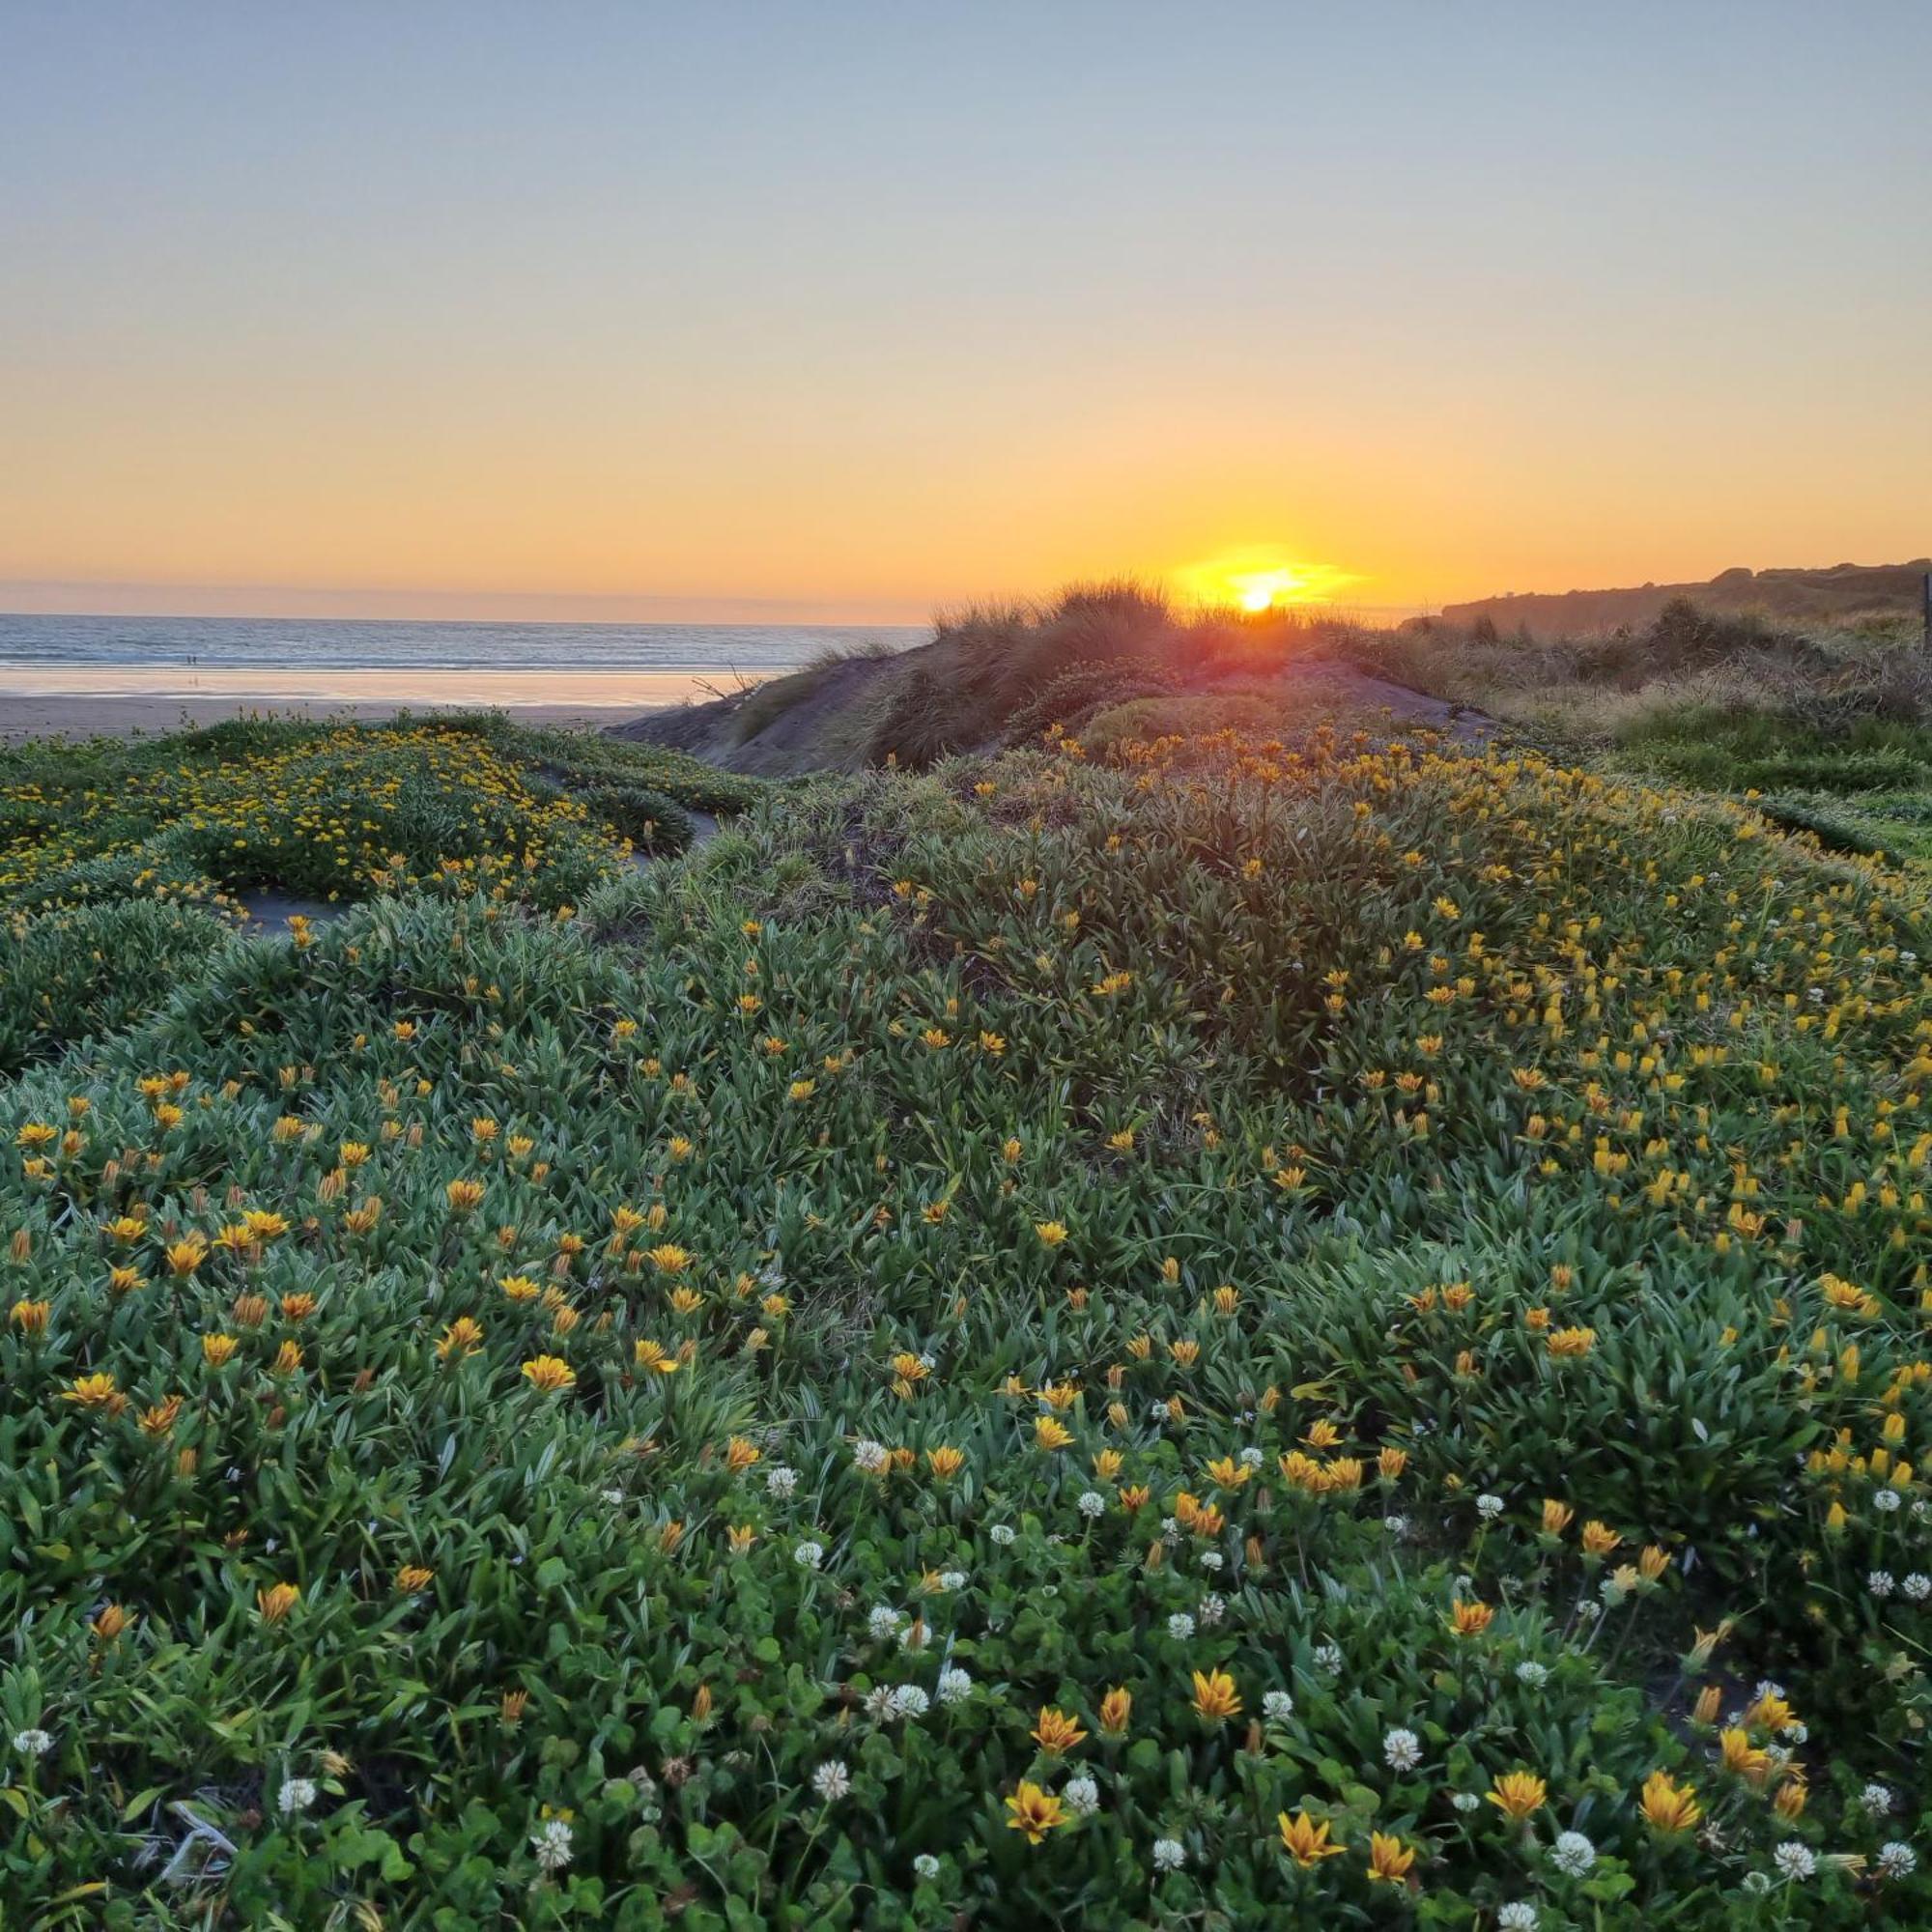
[1440,559,1928,638]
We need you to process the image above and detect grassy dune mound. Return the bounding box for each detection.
[0,715,762,1076]
[4,719,1931,1923]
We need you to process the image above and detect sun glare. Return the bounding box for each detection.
[1176,552,1359,614]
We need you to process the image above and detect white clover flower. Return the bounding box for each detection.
[1160,1518,1182,1546]
[1904,1573,1931,1602]
[1879,1841,1918,1878]
[11,1728,52,1757]
[990,1524,1016,1547]
[1239,1446,1264,1467]
[1773,1841,1815,1881]
[1382,1514,1409,1537]
[1550,1831,1596,1877]
[1740,1870,1772,1896]
[1167,1612,1196,1640]
[937,1666,973,1704]
[1313,1642,1343,1675]
[812,1761,852,1801]
[794,1540,824,1569]
[1515,1661,1549,1688]
[867,1605,905,1639]
[1382,1727,1422,1771]
[864,1686,896,1720]
[1077,1491,1106,1518]
[1870,1571,1896,1598]
[1199,1593,1226,1627]
[1862,1780,1894,1816]
[1150,1402,1170,1421]
[531,1816,574,1872]
[852,1439,889,1473]
[939,1570,967,1590]
[1263,1690,1293,1722]
[765,1464,799,1498]
[1876,1488,1902,1514]
[1781,1720,1806,1743]
[1451,1790,1480,1812]
[891,1685,930,1720]
[1753,1679,1785,1701]
[1477,1493,1503,1520]
[1064,1775,1099,1815]
[1577,1599,1603,1620]
[278,1776,318,1814]
[600,1487,625,1506]
[1199,1550,1224,1571]
[1497,1908,1539,1931]
[1151,1837,1186,1871]
[913,1852,941,1880]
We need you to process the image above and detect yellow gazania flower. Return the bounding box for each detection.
[1447,1598,1493,1637]
[1377,1445,1408,1480]
[396,1565,435,1592]
[1546,1325,1597,1358]
[92,1603,131,1641]
[1098,1686,1132,1736]
[444,1178,486,1212]
[633,1339,679,1375]
[1639,1769,1702,1835]
[1005,1780,1066,1844]
[1035,1220,1068,1248]
[645,1242,692,1275]
[727,1523,756,1553]
[10,1297,50,1335]
[521,1354,576,1394]
[1485,1771,1546,1821]
[1030,1706,1088,1755]
[202,1333,239,1369]
[1119,1482,1151,1510]
[437,1317,485,1359]
[725,1435,761,1470]
[1365,1832,1416,1883]
[1190,1669,1241,1723]
[1579,1520,1622,1558]
[257,1581,299,1624]
[925,1445,965,1480]
[1540,1498,1574,1536]
[1277,1810,1346,1866]
[139,1394,184,1437]
[1035,1415,1074,1451]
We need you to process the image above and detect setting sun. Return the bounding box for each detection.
[1176,552,1360,614]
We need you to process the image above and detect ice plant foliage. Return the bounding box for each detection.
[1,717,1930,1920]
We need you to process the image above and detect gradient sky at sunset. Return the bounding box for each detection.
[3,3,1927,623]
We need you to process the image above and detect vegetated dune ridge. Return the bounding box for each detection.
[609,588,1491,780]
[1441,558,1929,640]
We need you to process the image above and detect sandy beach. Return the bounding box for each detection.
[0,665,771,744]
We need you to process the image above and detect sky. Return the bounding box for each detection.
[2,1,1927,624]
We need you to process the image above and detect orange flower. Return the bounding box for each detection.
[1485,1771,1546,1821]
[1579,1519,1622,1557]
[1005,1780,1066,1843]
[1030,1706,1088,1755]
[1365,1832,1416,1883]
[1448,1598,1494,1637]
[1639,1769,1701,1834]
[257,1581,299,1624]
[1190,1669,1241,1723]
[521,1354,576,1394]
[1540,1498,1574,1536]
[1277,1810,1346,1866]
[925,1445,965,1480]
[1098,1686,1132,1736]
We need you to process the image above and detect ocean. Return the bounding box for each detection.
[0,611,926,717]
